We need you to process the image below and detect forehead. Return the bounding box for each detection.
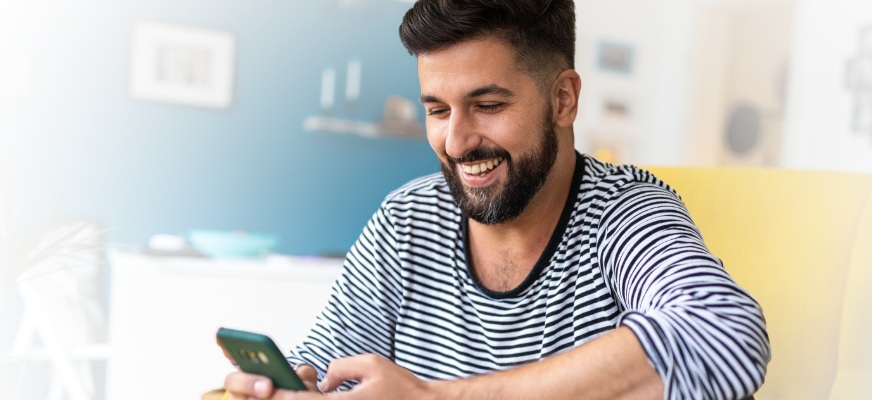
[417,38,537,98]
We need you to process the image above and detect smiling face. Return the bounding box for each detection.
[418,37,562,225]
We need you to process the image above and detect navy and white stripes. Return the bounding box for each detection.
[288,154,770,398]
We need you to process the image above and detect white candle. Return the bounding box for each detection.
[346,60,361,102]
[320,67,335,110]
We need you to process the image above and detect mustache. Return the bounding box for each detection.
[447,147,510,164]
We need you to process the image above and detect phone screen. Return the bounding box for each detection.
[216,327,307,391]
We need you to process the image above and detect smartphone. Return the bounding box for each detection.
[216,327,308,391]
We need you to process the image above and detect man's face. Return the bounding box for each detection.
[418,38,559,224]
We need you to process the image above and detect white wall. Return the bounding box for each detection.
[574,0,697,165]
[573,0,793,167]
[686,0,795,167]
[782,0,872,173]
[575,0,872,173]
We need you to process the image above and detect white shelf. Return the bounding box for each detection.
[304,115,424,139]
[105,251,343,400]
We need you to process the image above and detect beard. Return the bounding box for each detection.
[440,108,560,225]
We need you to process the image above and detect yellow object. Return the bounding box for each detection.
[645,166,872,400]
[592,147,618,164]
[200,388,227,400]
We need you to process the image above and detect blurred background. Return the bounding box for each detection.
[1,0,870,399]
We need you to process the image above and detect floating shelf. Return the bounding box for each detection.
[303,115,424,139]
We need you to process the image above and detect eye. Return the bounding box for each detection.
[427,107,449,116]
[478,103,503,112]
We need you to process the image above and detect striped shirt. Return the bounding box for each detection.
[288,153,770,399]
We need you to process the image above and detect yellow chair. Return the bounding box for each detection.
[646,167,872,400]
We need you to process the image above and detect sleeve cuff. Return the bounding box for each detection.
[617,310,675,397]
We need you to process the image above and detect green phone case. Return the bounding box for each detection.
[217,327,307,391]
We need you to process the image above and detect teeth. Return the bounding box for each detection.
[461,157,503,175]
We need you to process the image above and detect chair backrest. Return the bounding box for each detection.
[644,167,872,400]
[827,189,872,400]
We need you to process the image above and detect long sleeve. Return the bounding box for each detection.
[287,204,404,390]
[597,180,771,399]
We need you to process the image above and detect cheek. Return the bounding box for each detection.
[487,119,534,151]
[425,120,447,154]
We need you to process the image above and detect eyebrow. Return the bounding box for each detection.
[420,84,516,104]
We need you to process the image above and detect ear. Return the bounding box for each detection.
[552,70,581,128]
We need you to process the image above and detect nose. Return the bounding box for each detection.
[444,109,481,160]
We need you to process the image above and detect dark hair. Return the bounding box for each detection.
[399,0,575,88]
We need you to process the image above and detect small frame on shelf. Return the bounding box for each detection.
[597,40,634,75]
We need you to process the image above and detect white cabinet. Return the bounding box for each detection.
[105,251,343,400]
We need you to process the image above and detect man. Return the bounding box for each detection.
[224,0,770,398]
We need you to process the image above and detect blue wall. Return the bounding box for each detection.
[6,0,437,256]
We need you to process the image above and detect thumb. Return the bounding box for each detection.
[253,378,273,398]
[295,364,319,392]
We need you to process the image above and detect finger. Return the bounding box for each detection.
[295,364,320,392]
[224,371,274,399]
[319,354,382,393]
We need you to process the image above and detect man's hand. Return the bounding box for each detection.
[318,354,435,400]
[224,365,320,400]
[223,354,435,400]
[223,365,317,400]
[224,370,279,399]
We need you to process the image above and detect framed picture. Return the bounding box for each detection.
[597,40,634,75]
[130,21,235,109]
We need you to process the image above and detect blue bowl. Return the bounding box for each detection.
[187,230,279,258]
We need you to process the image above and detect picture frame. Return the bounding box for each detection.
[597,40,634,75]
[130,21,235,109]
